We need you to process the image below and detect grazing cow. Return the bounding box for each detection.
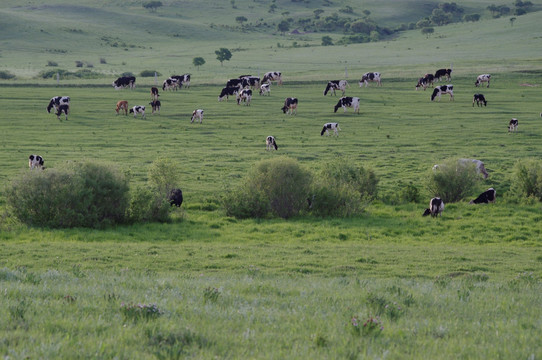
[334,96,360,113]
[473,94,487,107]
[115,100,129,115]
[434,68,452,81]
[170,74,191,89]
[28,154,44,170]
[113,76,136,89]
[359,72,381,87]
[321,122,341,136]
[191,109,204,123]
[56,104,69,120]
[431,85,454,101]
[508,118,518,132]
[433,159,489,179]
[218,86,240,101]
[262,71,283,85]
[226,78,243,88]
[47,96,70,113]
[281,97,298,115]
[149,100,161,114]
[240,76,260,89]
[324,80,349,96]
[151,87,159,101]
[168,188,183,207]
[266,136,278,151]
[423,197,444,217]
[416,74,434,90]
[470,188,496,204]
[162,78,179,91]
[129,105,145,118]
[475,74,491,88]
[259,83,271,96]
[236,89,252,106]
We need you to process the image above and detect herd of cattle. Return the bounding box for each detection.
[38,68,530,215]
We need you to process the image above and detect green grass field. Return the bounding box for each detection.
[1,1,541,358]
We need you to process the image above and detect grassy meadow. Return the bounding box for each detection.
[1,0,542,359]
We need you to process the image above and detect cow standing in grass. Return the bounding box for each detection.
[508,118,518,132]
[191,109,204,123]
[473,94,487,107]
[423,197,444,217]
[470,188,496,204]
[334,97,360,113]
[116,100,129,115]
[359,72,381,87]
[475,74,491,88]
[266,136,278,151]
[29,155,44,170]
[321,122,341,136]
[130,106,145,118]
[282,97,298,115]
[431,85,454,101]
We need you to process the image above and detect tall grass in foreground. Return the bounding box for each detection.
[0,269,540,359]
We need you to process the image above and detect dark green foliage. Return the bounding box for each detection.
[46,60,58,67]
[277,19,290,33]
[140,70,162,77]
[421,27,435,35]
[192,57,205,69]
[126,186,170,223]
[215,48,232,66]
[463,13,481,22]
[38,69,102,79]
[512,159,542,201]
[321,35,333,46]
[0,71,15,79]
[143,1,163,12]
[426,159,479,203]
[223,157,311,219]
[5,161,129,228]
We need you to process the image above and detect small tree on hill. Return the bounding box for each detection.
[277,20,290,34]
[236,16,248,25]
[193,57,206,70]
[215,48,232,66]
[143,1,163,12]
[322,36,333,46]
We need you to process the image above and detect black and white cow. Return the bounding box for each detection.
[282,97,298,115]
[28,154,44,170]
[56,104,69,121]
[434,68,452,81]
[113,76,136,90]
[226,78,243,88]
[431,85,454,101]
[168,188,183,207]
[334,97,360,113]
[473,94,487,107]
[415,74,434,90]
[475,74,491,88]
[149,100,161,114]
[324,80,349,96]
[236,89,252,105]
[218,86,241,101]
[151,87,159,101]
[470,188,496,204]
[262,71,282,85]
[47,96,70,113]
[508,118,518,132]
[170,74,191,89]
[266,136,278,151]
[191,109,204,123]
[259,83,271,96]
[359,72,381,87]
[321,122,341,136]
[240,76,260,89]
[422,197,444,217]
[162,78,179,91]
[129,105,145,118]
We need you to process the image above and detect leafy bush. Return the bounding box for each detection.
[426,159,479,203]
[5,161,129,228]
[148,158,180,198]
[140,70,161,77]
[0,71,16,80]
[309,160,378,216]
[223,157,311,219]
[46,60,58,67]
[126,186,170,223]
[38,69,102,79]
[512,159,542,201]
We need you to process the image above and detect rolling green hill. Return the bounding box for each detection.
[1,0,541,81]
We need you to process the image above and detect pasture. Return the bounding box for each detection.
[1,1,542,358]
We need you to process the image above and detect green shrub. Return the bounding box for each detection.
[426,159,479,203]
[320,160,378,199]
[5,161,129,228]
[147,158,180,198]
[126,186,170,223]
[223,157,311,219]
[512,159,542,201]
[140,70,161,77]
[0,71,16,80]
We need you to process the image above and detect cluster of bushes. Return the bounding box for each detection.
[0,71,16,80]
[4,158,180,228]
[222,157,378,219]
[140,70,162,77]
[38,69,103,80]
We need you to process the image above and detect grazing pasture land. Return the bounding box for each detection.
[1,1,542,358]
